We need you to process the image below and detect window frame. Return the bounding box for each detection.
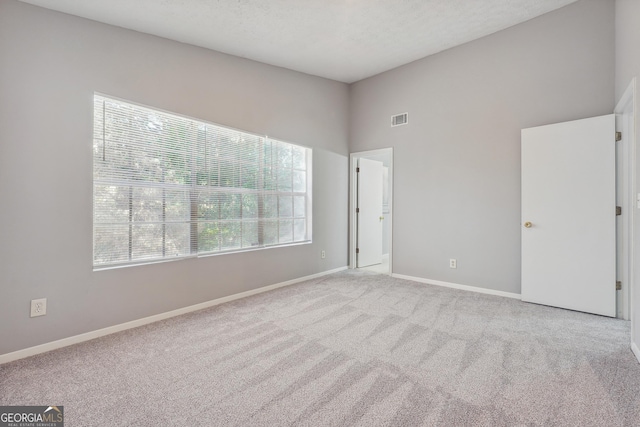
[92,94,312,270]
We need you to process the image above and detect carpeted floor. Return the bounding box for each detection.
[1,270,639,426]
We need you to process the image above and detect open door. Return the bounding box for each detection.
[357,158,383,268]
[521,115,616,317]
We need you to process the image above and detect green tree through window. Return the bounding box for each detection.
[93,95,311,268]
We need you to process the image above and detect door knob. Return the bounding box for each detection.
[524,221,532,228]
[379,216,385,221]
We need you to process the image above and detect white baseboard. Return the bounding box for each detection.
[0,266,347,365]
[391,273,521,300]
[632,342,640,364]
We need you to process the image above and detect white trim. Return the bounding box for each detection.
[614,78,637,349]
[614,78,636,320]
[391,273,521,300]
[615,79,635,115]
[632,342,640,364]
[349,154,358,269]
[0,266,347,365]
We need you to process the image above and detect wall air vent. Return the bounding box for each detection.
[391,112,408,127]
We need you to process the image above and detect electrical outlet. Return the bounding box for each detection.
[449,259,457,269]
[321,250,326,259]
[30,298,47,317]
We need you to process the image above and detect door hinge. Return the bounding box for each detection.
[356,207,360,213]
[616,281,622,290]
[616,131,622,142]
[356,167,360,173]
[616,206,622,216]
[356,248,360,254]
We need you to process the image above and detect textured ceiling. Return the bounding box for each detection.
[19,0,579,83]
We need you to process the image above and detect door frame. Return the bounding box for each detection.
[614,78,636,321]
[349,148,394,273]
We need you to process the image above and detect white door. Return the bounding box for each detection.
[521,115,616,317]
[357,158,383,267]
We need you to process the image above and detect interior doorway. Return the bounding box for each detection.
[350,148,393,274]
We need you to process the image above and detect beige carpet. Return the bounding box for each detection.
[1,270,639,426]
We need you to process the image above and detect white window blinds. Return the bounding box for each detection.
[93,95,312,268]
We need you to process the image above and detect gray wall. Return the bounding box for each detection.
[0,0,349,355]
[0,0,627,358]
[349,0,614,294]
[615,0,640,354]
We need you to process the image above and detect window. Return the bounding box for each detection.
[93,95,312,268]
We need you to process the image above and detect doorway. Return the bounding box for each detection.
[520,79,636,320]
[350,148,393,274]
